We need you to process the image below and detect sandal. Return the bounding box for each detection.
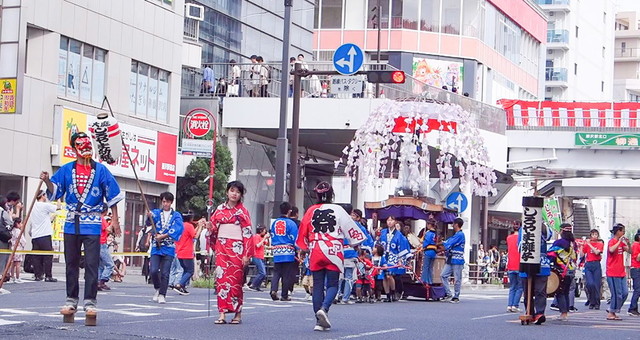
[606,316,622,321]
[214,319,227,324]
[230,318,242,324]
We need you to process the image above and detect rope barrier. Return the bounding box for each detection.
[0,250,150,256]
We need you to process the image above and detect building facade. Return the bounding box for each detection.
[313,0,547,103]
[614,11,640,101]
[0,0,185,255]
[538,0,615,101]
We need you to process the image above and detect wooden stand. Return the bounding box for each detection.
[85,311,97,326]
[61,309,76,323]
[519,277,534,325]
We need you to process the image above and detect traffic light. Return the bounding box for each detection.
[366,70,406,84]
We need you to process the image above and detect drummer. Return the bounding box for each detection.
[519,222,553,325]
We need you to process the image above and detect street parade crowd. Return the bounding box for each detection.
[1,130,640,331]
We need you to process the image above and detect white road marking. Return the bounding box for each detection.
[250,302,292,308]
[247,297,309,305]
[471,313,513,320]
[0,319,23,326]
[104,310,160,317]
[113,303,158,309]
[0,309,38,315]
[166,301,204,306]
[163,307,208,313]
[333,328,406,339]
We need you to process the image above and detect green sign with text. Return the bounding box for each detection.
[575,133,640,147]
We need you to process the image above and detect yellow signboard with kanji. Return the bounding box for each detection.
[52,204,67,241]
[0,78,17,114]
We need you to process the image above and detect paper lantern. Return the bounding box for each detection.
[90,113,122,164]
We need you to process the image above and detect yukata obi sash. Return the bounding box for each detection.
[218,223,243,240]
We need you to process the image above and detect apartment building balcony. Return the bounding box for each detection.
[547,29,569,50]
[615,48,640,61]
[537,0,570,12]
[545,67,568,88]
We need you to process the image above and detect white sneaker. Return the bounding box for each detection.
[152,289,160,302]
[305,294,312,301]
[9,277,15,283]
[14,278,23,284]
[512,307,521,313]
[314,324,329,331]
[507,306,513,313]
[315,309,331,329]
[158,295,166,304]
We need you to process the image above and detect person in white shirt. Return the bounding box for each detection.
[29,190,61,282]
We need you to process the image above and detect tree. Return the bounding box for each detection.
[176,142,233,217]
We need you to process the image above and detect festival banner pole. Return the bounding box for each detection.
[99,97,158,247]
[519,196,544,325]
[0,180,43,292]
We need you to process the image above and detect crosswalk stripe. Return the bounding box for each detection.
[0,319,23,326]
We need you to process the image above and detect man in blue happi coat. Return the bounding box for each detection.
[41,132,124,317]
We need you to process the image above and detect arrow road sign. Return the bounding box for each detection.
[446,192,468,213]
[333,43,364,75]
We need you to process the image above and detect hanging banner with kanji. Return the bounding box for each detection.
[54,106,177,184]
[0,78,17,114]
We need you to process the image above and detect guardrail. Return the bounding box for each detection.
[615,48,640,58]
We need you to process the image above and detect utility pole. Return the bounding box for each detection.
[376,0,381,98]
[274,0,293,217]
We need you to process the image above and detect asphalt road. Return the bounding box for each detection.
[1,274,639,340]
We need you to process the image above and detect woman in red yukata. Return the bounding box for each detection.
[210,181,254,325]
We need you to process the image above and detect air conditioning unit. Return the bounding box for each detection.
[185,3,204,21]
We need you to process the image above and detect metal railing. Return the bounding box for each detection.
[181,62,506,134]
[183,17,199,42]
[545,67,568,82]
[537,0,570,5]
[615,48,640,58]
[507,115,640,131]
[547,29,569,44]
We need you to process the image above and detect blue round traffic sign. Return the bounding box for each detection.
[332,43,364,75]
[445,192,468,213]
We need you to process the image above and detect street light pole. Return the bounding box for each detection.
[289,62,302,206]
[274,0,293,217]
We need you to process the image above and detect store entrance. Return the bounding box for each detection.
[124,192,159,267]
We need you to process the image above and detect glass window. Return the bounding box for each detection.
[391,0,402,29]
[57,36,106,105]
[58,37,68,95]
[462,0,482,38]
[420,0,440,32]
[147,67,159,120]
[442,0,461,35]
[158,70,169,123]
[345,0,366,29]
[321,0,342,29]
[92,48,106,105]
[130,60,169,122]
[129,62,138,113]
[368,0,389,29]
[402,0,418,30]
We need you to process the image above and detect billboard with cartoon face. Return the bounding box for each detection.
[412,58,464,94]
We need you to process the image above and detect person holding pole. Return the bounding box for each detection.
[40,131,124,325]
[519,221,553,325]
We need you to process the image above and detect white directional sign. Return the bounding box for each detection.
[332,43,364,75]
[330,76,364,95]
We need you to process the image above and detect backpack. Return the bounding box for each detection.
[0,209,12,243]
[263,65,272,83]
[138,227,152,252]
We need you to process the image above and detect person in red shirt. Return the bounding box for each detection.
[174,213,203,295]
[628,230,640,316]
[583,229,604,310]
[249,225,269,291]
[505,225,522,312]
[606,223,629,320]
